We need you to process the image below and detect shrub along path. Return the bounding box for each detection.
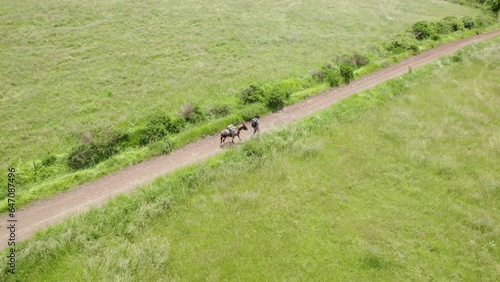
[1,30,499,248]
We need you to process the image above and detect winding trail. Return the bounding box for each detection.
[1,30,499,249]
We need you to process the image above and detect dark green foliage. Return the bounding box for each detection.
[433,20,453,34]
[208,104,232,118]
[385,34,419,54]
[321,64,342,87]
[412,21,433,40]
[352,53,370,67]
[127,127,148,147]
[462,16,475,29]
[311,69,326,82]
[68,129,128,170]
[241,78,311,111]
[337,53,370,68]
[474,15,494,27]
[179,103,206,124]
[266,89,287,111]
[431,34,441,41]
[339,63,355,84]
[241,85,265,104]
[451,50,463,62]
[487,0,500,13]
[141,113,185,145]
[68,143,116,170]
[443,16,465,31]
[41,154,57,166]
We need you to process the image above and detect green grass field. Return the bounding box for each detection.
[2,38,498,281]
[0,0,479,169]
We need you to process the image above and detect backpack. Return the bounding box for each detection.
[251,118,258,128]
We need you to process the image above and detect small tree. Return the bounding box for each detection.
[240,85,265,104]
[266,89,287,111]
[339,63,355,84]
[412,21,432,40]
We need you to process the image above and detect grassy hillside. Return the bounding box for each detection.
[0,0,480,168]
[2,38,498,281]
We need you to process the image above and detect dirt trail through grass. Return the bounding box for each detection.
[1,30,499,248]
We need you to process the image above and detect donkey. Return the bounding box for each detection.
[220,123,248,145]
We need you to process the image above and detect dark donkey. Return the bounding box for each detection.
[220,123,248,145]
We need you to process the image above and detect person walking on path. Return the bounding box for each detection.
[251,115,260,136]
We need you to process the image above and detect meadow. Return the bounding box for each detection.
[0,0,479,167]
[2,38,498,281]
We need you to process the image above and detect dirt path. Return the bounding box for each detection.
[1,30,499,248]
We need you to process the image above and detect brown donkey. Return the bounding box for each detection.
[220,123,248,145]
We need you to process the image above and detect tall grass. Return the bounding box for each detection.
[1,38,498,281]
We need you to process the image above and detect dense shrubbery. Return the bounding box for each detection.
[239,78,315,110]
[312,63,342,87]
[179,103,206,124]
[413,15,493,42]
[68,129,128,170]
[444,16,465,31]
[241,85,266,104]
[143,112,185,144]
[339,63,356,83]
[266,90,287,110]
[413,21,433,40]
[385,33,420,54]
[208,104,232,118]
[462,16,476,29]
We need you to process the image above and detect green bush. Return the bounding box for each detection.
[241,85,265,104]
[433,20,452,34]
[412,21,433,40]
[266,89,287,111]
[141,113,185,145]
[179,103,206,124]
[68,129,128,170]
[431,34,441,41]
[321,65,342,87]
[462,16,475,29]
[487,0,499,13]
[208,104,232,118]
[336,53,370,68]
[311,69,326,82]
[433,16,465,34]
[339,63,355,84]
[474,15,494,27]
[352,53,370,67]
[41,154,57,166]
[443,16,465,32]
[385,34,419,54]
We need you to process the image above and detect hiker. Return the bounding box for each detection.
[251,115,260,136]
